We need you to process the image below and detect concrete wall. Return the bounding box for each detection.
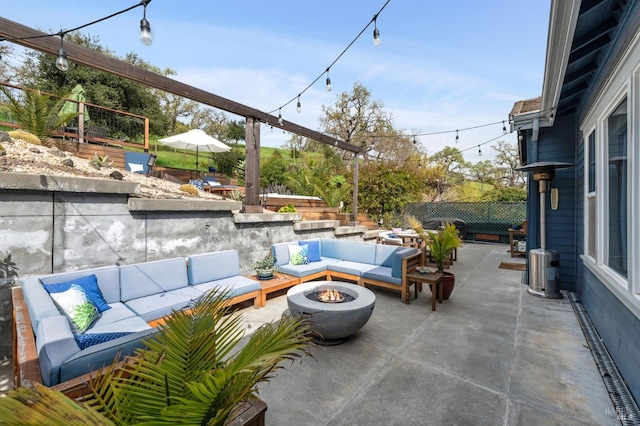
[0,173,368,360]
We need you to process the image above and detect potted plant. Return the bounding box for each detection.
[253,254,279,280]
[408,216,463,299]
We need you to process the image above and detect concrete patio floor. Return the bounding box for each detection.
[238,242,619,425]
[0,242,620,425]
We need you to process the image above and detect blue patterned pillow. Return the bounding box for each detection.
[289,244,309,265]
[49,284,100,334]
[189,179,205,190]
[75,332,133,350]
[44,274,111,313]
[299,240,321,262]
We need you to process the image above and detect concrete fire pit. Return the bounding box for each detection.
[286,281,376,345]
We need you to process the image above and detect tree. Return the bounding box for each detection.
[356,162,424,224]
[13,32,168,136]
[319,82,395,163]
[481,186,527,201]
[260,151,289,188]
[492,140,525,187]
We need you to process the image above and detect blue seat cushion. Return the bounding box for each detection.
[278,258,339,278]
[362,266,401,285]
[120,257,189,301]
[188,250,241,285]
[124,287,202,322]
[192,276,260,298]
[327,261,376,277]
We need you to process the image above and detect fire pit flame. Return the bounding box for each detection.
[317,289,345,303]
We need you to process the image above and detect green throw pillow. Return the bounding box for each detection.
[49,284,100,334]
[289,244,310,266]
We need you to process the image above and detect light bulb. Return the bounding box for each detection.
[455,130,459,143]
[326,76,332,91]
[502,121,507,134]
[373,27,380,46]
[55,48,69,72]
[296,95,301,113]
[140,17,152,46]
[478,146,482,156]
[278,109,283,126]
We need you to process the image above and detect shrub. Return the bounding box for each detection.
[278,204,297,213]
[179,184,199,195]
[90,153,113,168]
[8,130,41,146]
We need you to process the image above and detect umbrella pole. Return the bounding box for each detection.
[196,147,199,171]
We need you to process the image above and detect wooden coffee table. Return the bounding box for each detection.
[405,270,444,311]
[249,273,300,307]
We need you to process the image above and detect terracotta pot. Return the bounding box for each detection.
[441,271,455,300]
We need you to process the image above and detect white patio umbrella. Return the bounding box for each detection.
[158,129,231,170]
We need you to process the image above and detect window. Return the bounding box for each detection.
[586,131,596,258]
[606,98,628,277]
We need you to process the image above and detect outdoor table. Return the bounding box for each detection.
[405,270,444,311]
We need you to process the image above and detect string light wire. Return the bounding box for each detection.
[268,0,391,115]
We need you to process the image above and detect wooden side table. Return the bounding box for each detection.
[248,273,300,307]
[405,271,444,311]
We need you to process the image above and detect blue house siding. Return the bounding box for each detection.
[577,267,640,401]
[526,116,577,290]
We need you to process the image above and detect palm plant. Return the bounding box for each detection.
[408,216,462,273]
[0,290,312,425]
[0,87,77,142]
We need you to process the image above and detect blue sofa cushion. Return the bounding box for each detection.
[321,240,377,264]
[43,274,111,313]
[375,244,404,268]
[271,242,292,266]
[391,247,419,278]
[328,261,376,277]
[277,258,339,278]
[120,257,189,302]
[362,266,402,286]
[39,265,121,305]
[188,250,241,285]
[192,276,261,298]
[299,240,321,262]
[124,287,201,322]
[91,302,138,328]
[60,329,155,386]
[36,315,81,386]
[75,332,133,350]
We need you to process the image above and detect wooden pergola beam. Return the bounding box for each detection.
[0,17,362,216]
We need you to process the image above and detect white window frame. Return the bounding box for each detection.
[584,128,596,260]
[580,28,640,317]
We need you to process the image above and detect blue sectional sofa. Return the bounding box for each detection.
[17,250,260,387]
[271,239,421,302]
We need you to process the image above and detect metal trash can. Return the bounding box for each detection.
[528,248,562,299]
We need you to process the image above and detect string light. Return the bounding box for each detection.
[502,120,507,134]
[139,0,152,46]
[55,34,69,72]
[1,0,153,72]
[455,130,459,143]
[278,108,283,126]
[373,15,381,46]
[268,0,390,116]
[478,145,482,156]
[296,94,301,113]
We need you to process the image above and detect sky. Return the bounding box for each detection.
[2,0,551,163]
